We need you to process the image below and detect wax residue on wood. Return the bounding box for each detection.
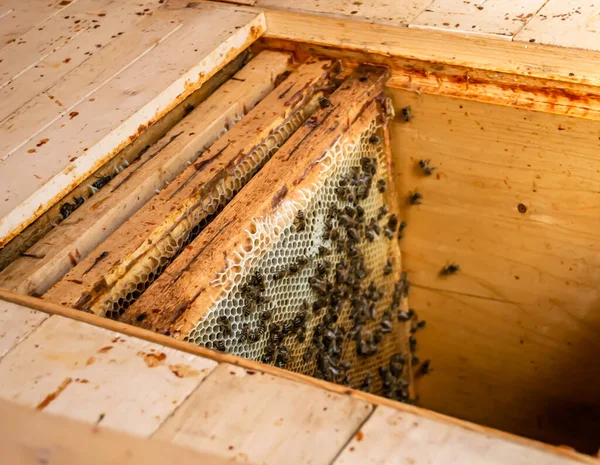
[36,377,72,410]
[137,351,167,368]
[169,364,200,378]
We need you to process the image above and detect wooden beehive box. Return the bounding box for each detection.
[0,1,599,461]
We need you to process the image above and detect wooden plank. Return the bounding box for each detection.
[409,0,549,39]
[0,0,122,89]
[0,5,181,158]
[0,0,164,122]
[516,0,600,51]
[1,398,247,465]
[44,57,336,317]
[0,300,47,359]
[262,8,600,87]
[334,405,588,465]
[256,0,432,25]
[0,289,595,465]
[0,50,291,297]
[0,2,265,248]
[154,363,374,464]
[0,0,74,51]
[389,89,600,452]
[119,66,389,335]
[0,314,217,436]
[261,37,600,123]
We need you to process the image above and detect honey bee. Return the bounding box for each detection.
[409,335,417,351]
[440,263,460,275]
[217,315,232,336]
[368,134,380,144]
[384,259,393,275]
[319,96,332,108]
[318,246,330,256]
[238,323,249,343]
[377,179,386,193]
[418,360,431,375]
[383,227,394,239]
[261,310,272,321]
[411,320,426,333]
[293,310,307,328]
[309,277,329,295]
[288,263,299,274]
[294,210,306,231]
[313,298,327,312]
[387,214,398,231]
[377,205,388,220]
[282,321,293,335]
[243,301,256,317]
[401,106,412,122]
[257,320,267,337]
[272,271,283,281]
[248,329,260,343]
[418,159,435,175]
[360,372,373,392]
[347,227,361,243]
[215,339,226,352]
[409,191,423,205]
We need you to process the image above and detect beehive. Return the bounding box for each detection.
[118,66,414,397]
[1,4,599,455]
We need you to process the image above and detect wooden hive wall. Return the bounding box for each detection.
[389,88,600,452]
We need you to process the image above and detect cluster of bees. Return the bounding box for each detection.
[206,134,458,402]
[59,170,118,219]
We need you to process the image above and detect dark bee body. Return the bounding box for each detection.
[440,263,460,275]
[377,179,386,192]
[384,259,393,275]
[217,315,232,336]
[401,106,412,122]
[419,159,435,175]
[409,191,423,205]
[238,323,249,343]
[360,372,373,392]
[215,339,226,352]
[368,134,380,144]
[294,210,306,232]
[418,359,431,375]
[319,97,331,108]
[411,320,426,333]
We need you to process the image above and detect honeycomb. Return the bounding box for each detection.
[184,105,412,397]
[97,96,323,320]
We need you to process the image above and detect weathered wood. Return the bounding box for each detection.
[155,363,373,464]
[0,0,164,122]
[389,88,600,452]
[1,398,245,465]
[256,0,432,25]
[0,50,250,273]
[44,57,336,318]
[262,8,600,86]
[0,289,595,465]
[0,0,72,49]
[0,2,265,248]
[0,300,47,360]
[259,36,600,121]
[0,314,217,436]
[0,50,291,296]
[0,4,181,157]
[334,405,590,465]
[119,66,389,335]
[516,0,600,51]
[410,0,547,39]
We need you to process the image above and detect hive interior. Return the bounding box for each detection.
[184,113,412,395]
[101,97,322,320]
